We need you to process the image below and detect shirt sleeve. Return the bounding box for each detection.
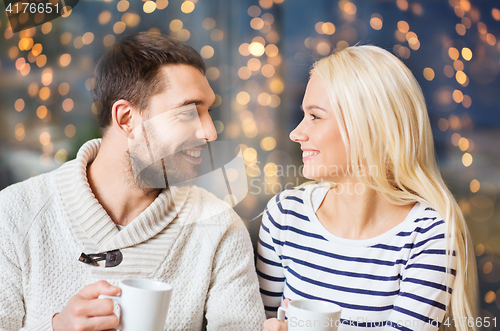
[256,198,286,319]
[384,219,456,331]
[204,213,266,331]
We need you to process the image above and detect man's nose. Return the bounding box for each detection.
[197,113,217,142]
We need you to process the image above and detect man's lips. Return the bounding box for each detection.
[180,148,203,164]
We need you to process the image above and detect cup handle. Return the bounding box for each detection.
[98,294,123,330]
[277,306,287,322]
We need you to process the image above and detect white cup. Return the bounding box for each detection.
[99,278,173,331]
[278,299,342,331]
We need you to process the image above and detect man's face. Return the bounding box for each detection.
[128,64,217,188]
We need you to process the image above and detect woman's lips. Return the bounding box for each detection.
[302,150,320,161]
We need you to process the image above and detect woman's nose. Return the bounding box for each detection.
[289,119,307,142]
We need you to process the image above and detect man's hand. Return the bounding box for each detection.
[263,299,290,331]
[52,280,121,331]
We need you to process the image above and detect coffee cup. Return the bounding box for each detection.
[99,278,173,331]
[278,299,342,331]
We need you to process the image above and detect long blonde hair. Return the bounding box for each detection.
[308,45,478,330]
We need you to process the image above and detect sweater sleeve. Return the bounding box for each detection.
[204,214,266,331]
[256,198,286,319]
[384,218,455,331]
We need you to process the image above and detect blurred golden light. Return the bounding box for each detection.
[73,36,84,49]
[239,43,251,56]
[475,244,485,256]
[238,67,252,80]
[322,22,336,35]
[213,120,224,134]
[261,64,275,78]
[443,65,454,78]
[236,91,250,105]
[423,68,435,81]
[266,31,280,44]
[20,63,31,76]
[470,179,480,193]
[251,17,264,30]
[206,67,220,81]
[270,95,281,108]
[248,58,261,71]
[268,54,281,66]
[28,83,39,97]
[259,0,273,9]
[262,12,275,24]
[437,118,449,131]
[485,291,496,304]
[61,32,72,45]
[169,19,183,32]
[19,37,34,51]
[41,69,53,86]
[315,22,325,34]
[477,22,487,34]
[143,1,156,13]
[454,5,465,18]
[210,29,223,41]
[461,16,471,28]
[202,18,215,30]
[122,13,140,27]
[225,168,238,182]
[492,8,500,20]
[8,46,19,59]
[244,124,258,138]
[62,98,74,112]
[15,58,25,71]
[249,42,265,57]
[394,45,410,59]
[451,132,461,146]
[448,47,459,60]
[246,162,260,177]
[5,28,14,40]
[370,17,383,30]
[458,137,469,151]
[58,82,70,96]
[486,34,496,46]
[176,29,190,41]
[411,3,423,15]
[157,0,169,10]
[99,11,112,24]
[54,149,68,165]
[265,44,279,57]
[247,5,261,17]
[65,124,76,138]
[395,30,406,42]
[103,34,116,47]
[31,43,42,56]
[37,105,48,119]
[269,78,284,94]
[453,60,464,71]
[261,137,276,151]
[462,95,472,108]
[317,42,331,55]
[28,52,37,63]
[39,132,51,146]
[455,23,466,36]
[243,148,257,162]
[461,47,472,61]
[15,124,25,141]
[264,163,278,176]
[483,261,492,274]
[113,22,126,34]
[61,6,72,18]
[59,54,71,67]
[449,115,461,130]
[343,2,357,15]
[41,22,52,34]
[117,0,129,12]
[462,153,473,167]
[15,99,25,112]
[456,71,467,85]
[200,45,214,59]
[452,89,464,103]
[258,93,272,106]
[397,20,409,33]
[181,1,195,13]
[39,87,50,101]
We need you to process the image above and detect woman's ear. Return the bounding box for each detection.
[111,99,140,136]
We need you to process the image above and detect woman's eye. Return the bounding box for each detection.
[310,113,320,120]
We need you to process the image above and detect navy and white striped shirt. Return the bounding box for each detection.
[257,184,455,331]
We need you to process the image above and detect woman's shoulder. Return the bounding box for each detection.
[400,202,448,238]
[264,183,317,209]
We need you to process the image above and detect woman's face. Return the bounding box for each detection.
[289,75,348,181]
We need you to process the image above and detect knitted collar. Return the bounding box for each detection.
[54,139,190,251]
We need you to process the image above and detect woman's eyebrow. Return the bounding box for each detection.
[301,105,328,113]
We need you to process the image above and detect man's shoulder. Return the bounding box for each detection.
[187,185,241,226]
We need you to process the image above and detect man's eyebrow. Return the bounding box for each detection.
[173,99,205,109]
[301,105,327,112]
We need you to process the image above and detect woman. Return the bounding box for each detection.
[258,45,478,331]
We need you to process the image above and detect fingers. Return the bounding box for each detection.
[283,298,291,307]
[87,314,120,331]
[79,280,121,300]
[263,318,288,331]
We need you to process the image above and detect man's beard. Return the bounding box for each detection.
[126,149,202,191]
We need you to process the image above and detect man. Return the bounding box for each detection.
[0,32,265,330]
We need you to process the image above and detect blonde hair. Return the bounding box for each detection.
[308,45,478,330]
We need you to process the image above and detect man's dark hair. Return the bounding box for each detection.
[92,32,206,133]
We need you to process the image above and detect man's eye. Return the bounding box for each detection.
[182,111,197,117]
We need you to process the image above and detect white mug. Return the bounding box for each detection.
[99,278,173,331]
[278,299,342,331]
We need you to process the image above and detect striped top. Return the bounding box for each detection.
[257,184,455,331]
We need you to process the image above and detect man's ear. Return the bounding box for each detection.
[111,100,141,135]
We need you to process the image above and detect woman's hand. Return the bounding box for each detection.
[263,299,290,331]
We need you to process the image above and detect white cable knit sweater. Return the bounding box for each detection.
[0,139,265,331]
